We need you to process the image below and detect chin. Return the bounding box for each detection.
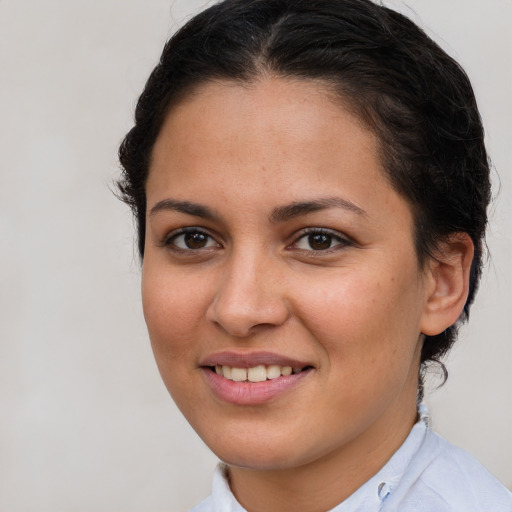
[217,446,306,471]
[196,421,329,472]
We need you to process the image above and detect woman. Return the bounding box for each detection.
[117,0,512,510]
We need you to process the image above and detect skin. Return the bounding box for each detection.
[142,78,472,512]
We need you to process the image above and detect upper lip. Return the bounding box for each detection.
[199,351,313,369]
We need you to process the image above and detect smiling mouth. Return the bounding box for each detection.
[209,364,312,383]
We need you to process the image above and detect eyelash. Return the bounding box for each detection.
[162,227,352,254]
[289,228,353,253]
[163,227,221,253]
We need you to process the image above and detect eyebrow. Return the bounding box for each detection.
[149,199,219,220]
[269,197,367,223]
[148,196,366,222]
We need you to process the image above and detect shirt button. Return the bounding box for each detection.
[378,482,392,502]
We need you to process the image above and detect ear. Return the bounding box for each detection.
[420,233,474,336]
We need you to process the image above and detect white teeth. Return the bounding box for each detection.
[231,367,248,382]
[214,364,304,381]
[248,365,267,383]
[222,365,232,379]
[281,366,292,376]
[266,365,281,380]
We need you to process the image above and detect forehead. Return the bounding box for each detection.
[149,77,383,193]
[147,77,416,240]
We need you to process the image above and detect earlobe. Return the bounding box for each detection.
[420,233,474,336]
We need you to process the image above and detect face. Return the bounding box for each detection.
[143,78,432,473]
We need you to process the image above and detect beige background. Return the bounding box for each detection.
[0,1,510,511]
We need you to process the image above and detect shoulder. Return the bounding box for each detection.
[388,427,512,512]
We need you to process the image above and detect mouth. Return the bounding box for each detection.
[208,364,313,382]
[200,352,314,405]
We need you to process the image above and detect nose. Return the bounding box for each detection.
[206,251,290,338]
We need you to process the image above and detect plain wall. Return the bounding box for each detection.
[0,1,510,511]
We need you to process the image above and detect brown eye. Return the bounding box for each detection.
[169,230,218,250]
[293,229,351,252]
[184,232,208,249]
[307,233,332,250]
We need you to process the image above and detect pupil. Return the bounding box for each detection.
[309,233,331,250]
[185,232,207,249]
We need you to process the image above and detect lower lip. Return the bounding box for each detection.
[202,368,312,405]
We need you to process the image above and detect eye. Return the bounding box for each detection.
[167,229,219,250]
[292,230,350,251]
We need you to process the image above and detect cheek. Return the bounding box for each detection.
[292,266,424,371]
[140,265,215,406]
[141,263,212,358]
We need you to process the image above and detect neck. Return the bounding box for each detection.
[228,400,418,512]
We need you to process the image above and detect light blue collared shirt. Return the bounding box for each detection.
[191,407,512,511]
